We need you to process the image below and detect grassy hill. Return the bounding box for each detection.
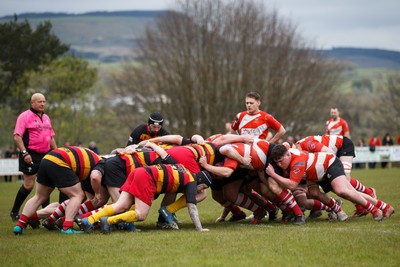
[1,11,164,62]
[2,11,400,68]
[322,48,400,70]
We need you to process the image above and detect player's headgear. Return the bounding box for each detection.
[148,112,164,126]
[195,171,212,187]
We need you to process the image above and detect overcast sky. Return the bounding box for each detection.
[1,0,399,51]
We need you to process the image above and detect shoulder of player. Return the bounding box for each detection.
[18,109,34,118]
[133,124,147,131]
[259,110,274,119]
[160,128,170,135]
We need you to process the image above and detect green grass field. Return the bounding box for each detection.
[1,168,399,267]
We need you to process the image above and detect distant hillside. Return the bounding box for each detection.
[1,10,167,19]
[1,11,166,63]
[321,48,400,69]
[2,11,400,68]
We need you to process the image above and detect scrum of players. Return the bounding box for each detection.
[13,92,395,235]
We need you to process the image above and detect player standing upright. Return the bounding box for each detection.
[325,107,350,138]
[231,91,286,144]
[228,91,287,222]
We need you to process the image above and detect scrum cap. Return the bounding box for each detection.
[148,112,164,126]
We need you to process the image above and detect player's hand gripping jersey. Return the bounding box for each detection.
[223,138,270,170]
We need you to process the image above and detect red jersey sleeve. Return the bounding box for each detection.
[289,155,306,184]
[325,120,330,134]
[223,157,239,170]
[265,113,282,132]
[306,140,324,152]
[231,113,241,131]
[342,119,349,133]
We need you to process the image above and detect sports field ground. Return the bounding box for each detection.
[0,168,399,267]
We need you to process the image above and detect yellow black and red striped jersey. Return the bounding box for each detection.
[185,142,222,165]
[43,146,102,180]
[143,164,195,194]
[119,147,161,175]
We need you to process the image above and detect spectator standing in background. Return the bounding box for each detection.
[397,134,400,144]
[89,141,99,154]
[357,138,366,147]
[325,107,350,138]
[368,135,381,169]
[355,138,366,169]
[10,93,57,221]
[381,133,393,168]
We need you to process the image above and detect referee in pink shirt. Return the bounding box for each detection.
[10,93,57,221]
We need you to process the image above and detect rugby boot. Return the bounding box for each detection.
[42,218,57,230]
[308,210,323,219]
[383,205,395,219]
[372,209,383,221]
[13,225,23,235]
[252,209,267,224]
[100,217,112,234]
[293,214,306,225]
[159,207,179,229]
[227,211,247,222]
[60,228,84,234]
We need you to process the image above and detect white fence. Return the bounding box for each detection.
[353,146,400,163]
[0,158,23,176]
[1,146,399,176]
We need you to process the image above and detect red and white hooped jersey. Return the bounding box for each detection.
[288,149,336,183]
[223,138,270,170]
[325,118,349,136]
[206,134,223,143]
[231,111,281,139]
[296,135,343,154]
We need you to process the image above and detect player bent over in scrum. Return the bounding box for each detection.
[78,164,212,233]
[266,144,394,222]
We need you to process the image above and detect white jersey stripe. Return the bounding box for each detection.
[253,141,267,166]
[328,136,339,154]
[238,113,261,132]
[315,153,327,179]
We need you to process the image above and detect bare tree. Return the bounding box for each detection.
[373,72,400,135]
[110,0,344,138]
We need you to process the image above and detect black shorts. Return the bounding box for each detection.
[37,159,80,189]
[84,160,106,194]
[337,136,355,157]
[19,150,47,175]
[102,156,128,188]
[319,157,346,193]
[81,178,95,195]
[92,160,105,176]
[211,168,253,191]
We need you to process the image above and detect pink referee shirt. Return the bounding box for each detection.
[14,109,55,153]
